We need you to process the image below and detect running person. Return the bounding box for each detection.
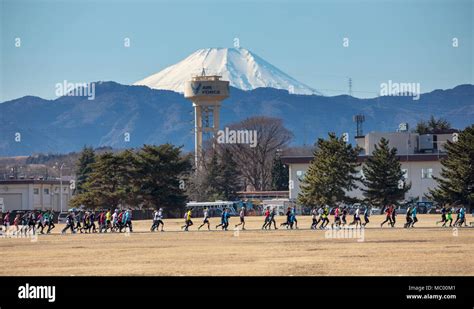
[45,211,55,234]
[436,206,447,226]
[124,209,133,232]
[235,206,246,230]
[105,209,112,232]
[280,207,292,229]
[198,208,211,231]
[331,205,341,229]
[363,206,370,226]
[380,205,393,228]
[461,206,468,227]
[319,206,330,229]
[216,209,227,230]
[341,206,348,226]
[36,211,45,234]
[61,211,76,234]
[151,209,160,231]
[98,211,106,233]
[13,214,21,235]
[391,206,397,227]
[89,211,97,233]
[350,207,362,228]
[262,207,271,229]
[291,207,298,229]
[267,207,278,230]
[311,207,318,229]
[444,208,453,227]
[157,208,165,231]
[455,207,466,227]
[182,208,193,231]
[453,208,461,226]
[27,211,36,234]
[75,210,83,232]
[42,211,49,233]
[20,212,29,235]
[404,207,413,228]
[410,206,418,228]
[223,208,231,230]
[111,209,119,232]
[116,210,125,232]
[152,208,165,232]
[119,210,129,232]
[316,206,324,228]
[3,211,10,232]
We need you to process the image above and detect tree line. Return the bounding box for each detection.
[71,144,191,214]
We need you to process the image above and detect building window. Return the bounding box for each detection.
[44,188,50,195]
[296,170,305,181]
[421,168,433,179]
[33,188,39,195]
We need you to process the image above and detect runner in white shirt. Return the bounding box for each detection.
[198,208,210,230]
[112,210,118,232]
[234,206,246,230]
[151,208,164,232]
[350,207,362,228]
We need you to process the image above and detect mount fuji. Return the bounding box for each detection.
[134,47,320,95]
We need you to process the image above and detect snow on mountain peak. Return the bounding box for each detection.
[134,47,319,95]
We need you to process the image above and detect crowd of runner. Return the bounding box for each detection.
[174,204,470,233]
[0,204,469,235]
[0,209,134,235]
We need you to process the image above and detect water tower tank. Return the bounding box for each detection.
[184,75,229,102]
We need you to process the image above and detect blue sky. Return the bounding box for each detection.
[1,0,472,102]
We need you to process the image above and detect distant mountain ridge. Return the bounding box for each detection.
[0,82,472,156]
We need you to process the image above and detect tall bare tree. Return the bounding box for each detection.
[218,116,293,191]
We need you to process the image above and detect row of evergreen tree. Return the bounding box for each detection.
[72,146,289,212]
[71,144,191,214]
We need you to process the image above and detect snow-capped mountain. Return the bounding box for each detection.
[134,47,320,95]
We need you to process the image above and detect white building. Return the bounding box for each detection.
[0,179,73,212]
[282,131,455,203]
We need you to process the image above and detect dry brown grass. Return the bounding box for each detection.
[0,214,472,276]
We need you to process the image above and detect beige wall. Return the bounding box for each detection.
[0,184,31,211]
[0,183,72,211]
[289,161,441,203]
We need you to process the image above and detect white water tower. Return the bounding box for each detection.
[184,70,230,169]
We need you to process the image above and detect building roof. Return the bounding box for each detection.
[281,154,447,164]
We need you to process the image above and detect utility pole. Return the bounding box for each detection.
[348,78,353,96]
